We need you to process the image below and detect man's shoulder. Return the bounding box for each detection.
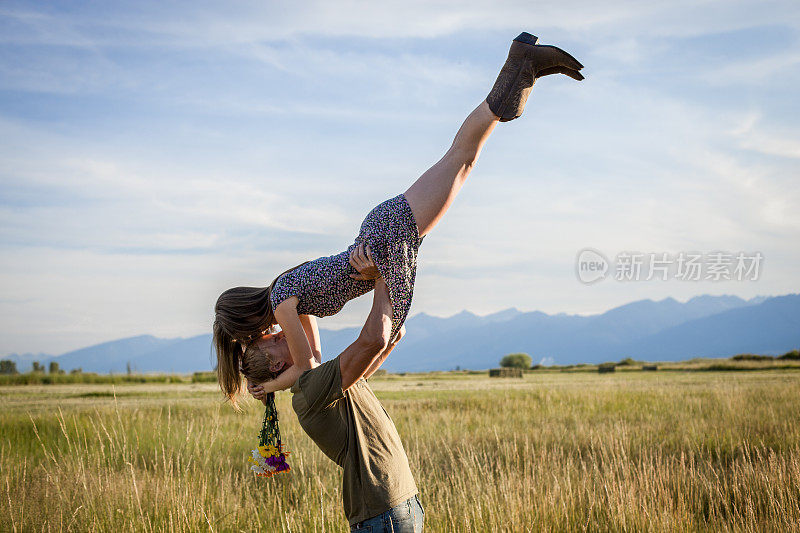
[290,356,345,412]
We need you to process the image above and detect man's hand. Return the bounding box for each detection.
[349,244,381,280]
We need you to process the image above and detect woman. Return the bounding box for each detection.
[214,32,584,402]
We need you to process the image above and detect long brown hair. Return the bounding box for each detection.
[213,262,307,408]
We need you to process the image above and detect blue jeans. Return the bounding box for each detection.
[350,495,424,532]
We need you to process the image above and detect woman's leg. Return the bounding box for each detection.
[402,34,583,238]
[403,101,499,237]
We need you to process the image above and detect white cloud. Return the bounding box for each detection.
[4,0,799,48]
[735,126,800,160]
[699,50,800,87]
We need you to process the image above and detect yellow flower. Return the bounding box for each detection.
[258,444,279,457]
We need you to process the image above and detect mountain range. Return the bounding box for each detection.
[4,294,799,373]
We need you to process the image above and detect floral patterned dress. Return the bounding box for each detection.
[270,194,423,338]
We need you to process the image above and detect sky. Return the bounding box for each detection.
[1,1,799,355]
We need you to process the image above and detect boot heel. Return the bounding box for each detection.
[513,32,539,46]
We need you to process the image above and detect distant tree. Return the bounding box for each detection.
[32,361,43,373]
[598,362,616,373]
[0,360,18,374]
[126,361,132,376]
[500,353,532,369]
[49,361,64,374]
[69,368,83,374]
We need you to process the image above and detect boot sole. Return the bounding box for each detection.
[513,32,539,46]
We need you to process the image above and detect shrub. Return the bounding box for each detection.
[191,371,217,383]
[500,353,532,369]
[598,363,616,374]
[706,364,750,371]
[779,349,800,360]
[731,353,774,361]
[0,372,186,385]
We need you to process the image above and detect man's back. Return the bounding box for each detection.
[291,356,418,526]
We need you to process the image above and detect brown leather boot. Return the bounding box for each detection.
[486,32,584,122]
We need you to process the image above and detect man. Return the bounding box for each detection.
[246,277,424,532]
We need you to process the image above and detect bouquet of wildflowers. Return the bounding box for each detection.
[248,392,290,477]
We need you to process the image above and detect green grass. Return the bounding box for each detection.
[2,372,800,531]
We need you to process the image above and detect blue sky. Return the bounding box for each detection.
[1,1,799,354]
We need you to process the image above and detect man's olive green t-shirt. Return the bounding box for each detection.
[290,357,418,525]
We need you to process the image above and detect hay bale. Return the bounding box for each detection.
[489,368,523,378]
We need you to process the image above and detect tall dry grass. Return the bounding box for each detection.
[2,372,799,532]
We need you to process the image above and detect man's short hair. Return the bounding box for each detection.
[241,340,279,382]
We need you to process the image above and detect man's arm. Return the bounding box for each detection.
[363,325,404,380]
[339,278,393,390]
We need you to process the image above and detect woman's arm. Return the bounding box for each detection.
[298,314,322,363]
[249,314,322,396]
[253,298,318,393]
[257,365,305,394]
[274,297,316,368]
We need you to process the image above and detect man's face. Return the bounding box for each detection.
[256,330,293,373]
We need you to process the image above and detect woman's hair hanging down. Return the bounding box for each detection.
[213,286,273,410]
[213,262,309,409]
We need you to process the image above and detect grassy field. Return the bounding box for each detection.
[2,371,799,532]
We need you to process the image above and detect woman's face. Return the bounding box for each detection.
[256,330,293,373]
